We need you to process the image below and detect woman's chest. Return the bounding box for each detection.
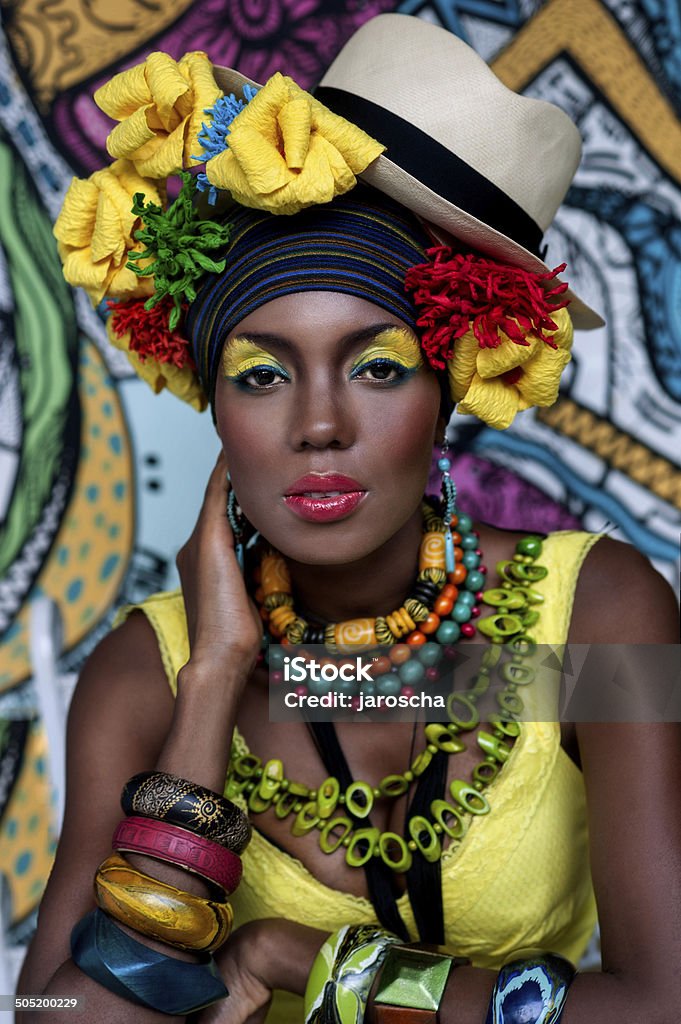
[233,679,577,899]
[231,527,580,898]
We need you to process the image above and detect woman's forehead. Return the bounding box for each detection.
[227,291,414,339]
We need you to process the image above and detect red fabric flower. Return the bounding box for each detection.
[404,248,570,370]
[107,296,195,370]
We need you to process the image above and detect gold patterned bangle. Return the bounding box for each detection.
[94,853,233,953]
[120,770,251,853]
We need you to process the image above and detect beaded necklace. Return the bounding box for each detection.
[259,502,484,700]
[227,513,548,872]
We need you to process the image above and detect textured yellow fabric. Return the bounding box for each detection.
[53,160,161,304]
[448,308,573,430]
[205,72,385,215]
[115,530,600,1023]
[94,51,222,179]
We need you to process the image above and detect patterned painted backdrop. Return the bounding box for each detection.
[0,0,679,952]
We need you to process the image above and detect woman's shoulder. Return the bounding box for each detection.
[477,523,678,643]
[569,534,678,643]
[78,604,176,707]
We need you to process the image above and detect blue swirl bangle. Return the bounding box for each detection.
[485,952,576,1024]
[70,908,229,1015]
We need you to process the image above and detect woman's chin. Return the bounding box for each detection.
[257,532,380,568]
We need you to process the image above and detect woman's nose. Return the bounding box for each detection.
[290,379,355,450]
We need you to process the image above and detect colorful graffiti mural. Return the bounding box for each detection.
[0,0,678,952]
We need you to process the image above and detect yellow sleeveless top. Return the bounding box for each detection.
[116,530,600,1023]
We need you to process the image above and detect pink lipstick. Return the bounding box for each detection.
[284,474,367,523]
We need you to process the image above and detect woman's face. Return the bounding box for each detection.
[214,291,442,566]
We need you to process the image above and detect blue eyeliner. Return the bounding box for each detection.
[230,363,291,390]
[348,358,419,383]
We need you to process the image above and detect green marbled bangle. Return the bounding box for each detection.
[304,924,400,1024]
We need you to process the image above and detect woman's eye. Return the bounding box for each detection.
[234,366,289,389]
[351,359,407,382]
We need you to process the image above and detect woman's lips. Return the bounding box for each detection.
[283,475,367,522]
[283,491,367,522]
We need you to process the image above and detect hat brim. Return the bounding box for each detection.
[362,155,604,329]
[211,66,604,330]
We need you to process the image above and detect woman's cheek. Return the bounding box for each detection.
[364,381,440,464]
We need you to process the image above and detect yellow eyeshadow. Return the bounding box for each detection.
[222,337,285,379]
[350,328,424,371]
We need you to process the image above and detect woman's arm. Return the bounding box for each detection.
[16,611,191,1023]
[17,455,262,1023]
[425,539,681,1023]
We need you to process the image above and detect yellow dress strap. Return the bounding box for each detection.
[114,589,188,695]
[531,530,602,645]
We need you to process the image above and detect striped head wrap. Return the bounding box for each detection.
[186,186,432,411]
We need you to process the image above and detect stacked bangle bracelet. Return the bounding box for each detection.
[121,769,251,852]
[94,852,234,953]
[71,908,229,1015]
[112,815,243,895]
[71,768,249,1012]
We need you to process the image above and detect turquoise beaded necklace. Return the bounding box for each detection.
[261,502,485,701]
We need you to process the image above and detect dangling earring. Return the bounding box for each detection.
[438,438,457,574]
[226,472,246,571]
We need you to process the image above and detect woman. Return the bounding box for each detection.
[18,13,681,1024]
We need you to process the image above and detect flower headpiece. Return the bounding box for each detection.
[53,49,573,428]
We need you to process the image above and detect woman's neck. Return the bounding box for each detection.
[281,507,425,624]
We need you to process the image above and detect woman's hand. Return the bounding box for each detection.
[197,920,329,1024]
[176,451,262,673]
[197,923,272,1024]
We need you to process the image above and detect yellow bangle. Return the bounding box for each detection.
[94,853,233,953]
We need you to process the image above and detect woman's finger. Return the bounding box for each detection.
[201,450,230,515]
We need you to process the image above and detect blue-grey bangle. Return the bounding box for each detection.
[485,952,576,1024]
[70,908,229,1015]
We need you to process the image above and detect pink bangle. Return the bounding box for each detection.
[112,816,243,895]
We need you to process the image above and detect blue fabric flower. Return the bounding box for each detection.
[194,86,259,161]
[193,85,258,205]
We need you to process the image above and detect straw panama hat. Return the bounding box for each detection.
[213,13,604,328]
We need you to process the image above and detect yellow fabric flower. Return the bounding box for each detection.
[204,72,385,215]
[95,51,222,178]
[106,315,207,412]
[448,307,573,430]
[53,160,163,305]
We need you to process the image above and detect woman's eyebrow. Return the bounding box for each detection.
[226,332,294,353]
[343,324,407,349]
